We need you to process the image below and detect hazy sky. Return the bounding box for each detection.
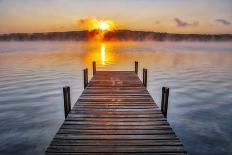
[0,0,232,34]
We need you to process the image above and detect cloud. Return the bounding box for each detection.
[215,19,231,25]
[174,18,199,27]
[78,17,99,30]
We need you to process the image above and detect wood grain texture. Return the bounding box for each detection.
[46,71,187,154]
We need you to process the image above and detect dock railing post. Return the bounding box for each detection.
[135,61,138,74]
[63,86,71,118]
[161,87,169,118]
[143,68,147,88]
[83,68,88,89]
[93,61,96,75]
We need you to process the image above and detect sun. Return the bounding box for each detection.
[81,18,115,32]
[99,22,110,31]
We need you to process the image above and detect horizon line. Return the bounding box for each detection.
[1,29,232,36]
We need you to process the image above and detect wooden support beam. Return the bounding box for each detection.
[93,61,96,75]
[161,87,170,118]
[63,86,71,118]
[83,68,88,89]
[135,61,138,74]
[143,68,147,88]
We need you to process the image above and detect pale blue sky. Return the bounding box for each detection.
[0,0,231,34]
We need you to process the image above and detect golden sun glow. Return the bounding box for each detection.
[99,22,110,31]
[79,18,115,32]
[97,20,114,31]
[79,18,115,40]
[101,43,106,64]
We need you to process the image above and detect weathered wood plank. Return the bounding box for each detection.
[57,129,175,135]
[65,117,166,121]
[47,145,186,153]
[61,125,173,130]
[54,134,178,140]
[51,139,182,146]
[47,153,187,155]
[76,102,156,105]
[63,121,169,126]
[68,113,165,117]
[73,105,158,109]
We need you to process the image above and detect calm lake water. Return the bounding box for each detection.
[0,41,232,155]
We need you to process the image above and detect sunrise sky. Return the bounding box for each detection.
[0,0,232,34]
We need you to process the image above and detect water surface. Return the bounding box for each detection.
[0,41,232,155]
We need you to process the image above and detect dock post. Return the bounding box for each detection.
[143,68,147,88]
[161,87,169,118]
[83,68,88,89]
[135,61,138,74]
[93,61,96,75]
[63,86,71,118]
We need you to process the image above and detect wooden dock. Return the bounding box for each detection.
[46,70,187,154]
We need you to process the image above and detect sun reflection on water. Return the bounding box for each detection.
[101,43,105,65]
[82,42,118,69]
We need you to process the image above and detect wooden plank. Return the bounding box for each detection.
[47,145,185,153]
[76,102,156,105]
[67,114,165,118]
[61,125,173,130]
[46,71,187,154]
[65,117,167,121]
[73,105,158,109]
[69,111,163,115]
[51,139,182,146]
[63,121,169,126]
[46,153,187,155]
[78,98,154,100]
[57,129,175,135]
[73,106,159,109]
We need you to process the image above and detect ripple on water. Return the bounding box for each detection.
[0,41,232,155]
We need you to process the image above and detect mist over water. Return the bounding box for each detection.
[0,41,232,155]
